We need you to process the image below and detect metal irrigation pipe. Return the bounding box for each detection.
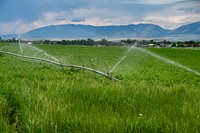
[44,53,60,62]
[89,58,109,74]
[0,50,120,82]
[67,55,85,74]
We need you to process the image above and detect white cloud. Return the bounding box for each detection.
[72,8,118,19]
[144,15,198,29]
[0,18,71,34]
[0,0,199,34]
[41,11,70,21]
[143,2,200,29]
[0,20,26,34]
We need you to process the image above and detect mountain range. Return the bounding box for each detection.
[1,22,200,41]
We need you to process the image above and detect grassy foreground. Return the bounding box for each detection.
[0,43,200,132]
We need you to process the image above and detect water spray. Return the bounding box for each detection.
[0,50,120,82]
[109,43,136,73]
[44,53,60,62]
[0,43,120,82]
[110,41,200,77]
[25,44,60,62]
[137,47,200,76]
[0,45,7,51]
[33,50,43,57]
[18,33,23,55]
[109,55,126,73]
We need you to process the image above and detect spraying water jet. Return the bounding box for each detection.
[0,38,120,82]
[137,47,200,76]
[18,33,23,55]
[109,43,137,73]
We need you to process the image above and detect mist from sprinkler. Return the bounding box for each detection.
[109,41,200,77]
[0,35,120,82]
[1,37,200,81]
[22,42,60,62]
[0,45,7,51]
[18,33,23,55]
[109,43,136,73]
[137,47,200,76]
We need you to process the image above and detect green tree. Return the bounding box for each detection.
[100,39,108,46]
[177,41,183,47]
[87,38,95,46]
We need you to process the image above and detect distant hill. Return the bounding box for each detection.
[0,34,18,39]
[21,24,171,39]
[171,22,200,35]
[1,22,200,40]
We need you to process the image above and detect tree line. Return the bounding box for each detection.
[121,39,200,47]
[0,37,200,47]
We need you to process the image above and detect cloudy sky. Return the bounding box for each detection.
[0,0,200,34]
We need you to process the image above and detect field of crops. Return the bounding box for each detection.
[0,43,200,132]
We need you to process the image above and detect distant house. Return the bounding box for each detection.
[141,44,150,48]
[148,44,155,47]
[141,44,159,48]
[94,44,106,47]
[148,44,160,48]
[160,43,166,47]
[28,42,33,45]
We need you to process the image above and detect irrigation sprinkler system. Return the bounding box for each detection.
[0,42,120,82]
[2,40,200,82]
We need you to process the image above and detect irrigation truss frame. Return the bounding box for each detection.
[0,45,120,82]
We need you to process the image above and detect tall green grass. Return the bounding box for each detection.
[0,43,200,132]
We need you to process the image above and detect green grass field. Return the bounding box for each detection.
[0,43,200,132]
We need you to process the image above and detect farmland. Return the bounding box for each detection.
[0,43,200,132]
